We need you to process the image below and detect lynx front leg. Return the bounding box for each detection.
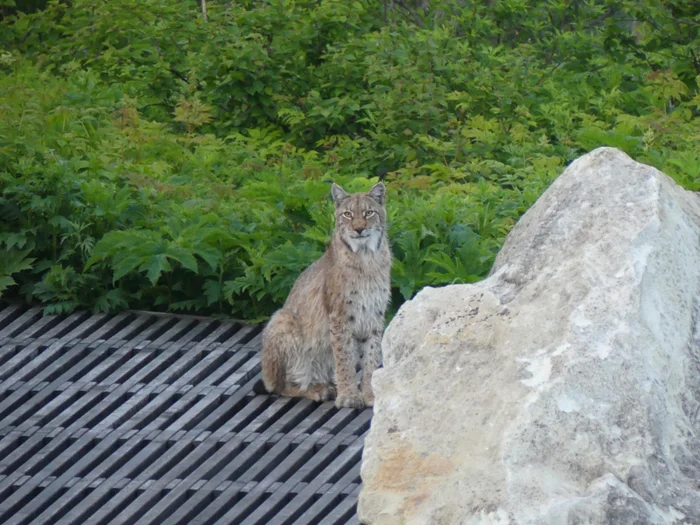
[330,315,363,409]
[360,325,383,407]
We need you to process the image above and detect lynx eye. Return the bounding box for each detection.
[342,211,353,219]
[363,210,376,218]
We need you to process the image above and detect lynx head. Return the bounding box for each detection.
[330,182,387,253]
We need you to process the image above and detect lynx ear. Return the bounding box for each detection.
[368,182,386,205]
[331,183,350,206]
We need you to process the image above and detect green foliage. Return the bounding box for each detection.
[0,0,698,318]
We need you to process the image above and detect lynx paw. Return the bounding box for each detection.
[309,383,336,402]
[362,391,375,407]
[335,394,365,409]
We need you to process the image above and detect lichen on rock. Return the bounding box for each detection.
[359,147,700,525]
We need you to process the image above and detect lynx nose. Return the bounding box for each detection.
[354,226,366,234]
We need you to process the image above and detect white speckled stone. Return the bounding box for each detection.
[359,148,700,525]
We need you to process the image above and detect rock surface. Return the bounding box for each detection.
[358,147,700,525]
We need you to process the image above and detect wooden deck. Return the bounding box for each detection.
[0,303,369,524]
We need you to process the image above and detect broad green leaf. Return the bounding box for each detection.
[203,279,222,306]
[0,276,16,294]
[142,255,171,285]
[194,246,223,272]
[112,255,144,283]
[165,245,199,273]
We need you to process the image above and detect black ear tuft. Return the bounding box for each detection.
[368,182,386,205]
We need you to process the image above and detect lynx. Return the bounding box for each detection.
[258,182,391,409]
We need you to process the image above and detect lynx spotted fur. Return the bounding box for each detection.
[260,182,391,409]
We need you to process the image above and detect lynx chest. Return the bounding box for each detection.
[342,265,390,340]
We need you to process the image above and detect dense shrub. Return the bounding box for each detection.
[1,0,698,319]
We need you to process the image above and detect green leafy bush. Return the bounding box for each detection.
[0,0,698,319]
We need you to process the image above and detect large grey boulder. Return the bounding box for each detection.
[358,147,700,525]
